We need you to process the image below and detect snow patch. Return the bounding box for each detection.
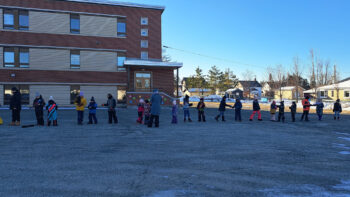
[339,151,350,155]
[336,132,350,136]
[339,137,350,142]
[146,189,199,197]
[333,180,350,191]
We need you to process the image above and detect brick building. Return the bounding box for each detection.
[0,0,182,106]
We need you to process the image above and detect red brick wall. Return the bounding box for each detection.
[0,69,126,84]
[0,0,162,59]
[126,92,175,106]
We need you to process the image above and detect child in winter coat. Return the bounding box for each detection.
[197,98,206,122]
[172,100,178,124]
[33,92,46,126]
[333,99,342,120]
[289,102,297,122]
[46,96,58,126]
[315,98,324,121]
[215,96,231,122]
[74,92,87,125]
[183,95,193,122]
[249,98,262,121]
[137,99,145,124]
[144,99,151,125]
[88,97,98,124]
[270,101,277,121]
[277,101,285,122]
[232,99,242,122]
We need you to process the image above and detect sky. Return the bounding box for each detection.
[113,0,350,81]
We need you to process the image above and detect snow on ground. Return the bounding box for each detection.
[0,109,349,196]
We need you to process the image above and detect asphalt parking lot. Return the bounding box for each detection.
[0,108,349,196]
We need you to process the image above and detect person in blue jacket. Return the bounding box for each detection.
[232,99,243,122]
[88,97,98,124]
[148,89,162,128]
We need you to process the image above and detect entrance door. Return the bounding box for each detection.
[135,72,151,92]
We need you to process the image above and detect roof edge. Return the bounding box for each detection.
[58,0,165,10]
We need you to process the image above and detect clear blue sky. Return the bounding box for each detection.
[116,0,350,80]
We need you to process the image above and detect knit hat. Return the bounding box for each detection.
[80,91,84,97]
[91,96,95,101]
[49,96,54,101]
[35,92,40,97]
[173,100,177,105]
[139,99,144,103]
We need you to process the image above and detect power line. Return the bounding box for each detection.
[163,45,266,69]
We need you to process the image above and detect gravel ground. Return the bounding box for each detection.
[0,108,350,197]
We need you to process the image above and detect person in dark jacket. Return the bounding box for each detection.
[289,102,297,122]
[232,99,243,122]
[10,87,22,126]
[197,98,206,122]
[183,95,193,122]
[249,98,262,121]
[315,98,324,121]
[277,101,285,122]
[333,99,342,120]
[215,96,231,122]
[88,97,98,124]
[148,89,162,128]
[102,94,118,124]
[33,92,46,126]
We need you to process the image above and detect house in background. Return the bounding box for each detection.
[236,80,262,99]
[274,86,305,100]
[304,78,350,101]
[226,88,243,99]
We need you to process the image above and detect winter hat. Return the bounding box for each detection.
[91,96,95,102]
[35,92,40,97]
[49,96,54,101]
[11,87,18,92]
[173,100,177,105]
[80,91,84,97]
[139,99,145,103]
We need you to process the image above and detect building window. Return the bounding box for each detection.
[3,47,30,68]
[70,50,80,69]
[320,91,328,98]
[117,53,126,71]
[141,51,148,60]
[331,91,334,97]
[117,18,126,37]
[141,17,148,25]
[4,85,29,105]
[345,91,350,98]
[141,40,148,48]
[141,29,148,37]
[70,14,80,34]
[135,72,151,90]
[70,85,80,104]
[3,9,28,30]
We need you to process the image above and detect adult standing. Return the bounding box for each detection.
[33,92,46,126]
[301,96,311,121]
[10,87,22,126]
[148,89,162,128]
[74,92,87,125]
[103,93,118,124]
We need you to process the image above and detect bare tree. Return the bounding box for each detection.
[242,69,255,81]
[291,56,303,102]
[275,64,286,101]
[333,64,341,99]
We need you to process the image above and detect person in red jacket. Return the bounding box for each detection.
[300,96,311,121]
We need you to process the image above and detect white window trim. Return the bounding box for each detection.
[141,29,148,37]
[141,17,148,25]
[141,51,148,60]
[141,40,148,48]
[344,90,350,98]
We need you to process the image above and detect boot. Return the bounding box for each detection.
[48,120,51,126]
[15,121,20,126]
[338,117,340,120]
[222,116,225,122]
[258,119,263,121]
[188,118,192,122]
[334,116,336,120]
[203,116,206,122]
[53,120,58,126]
[184,118,186,122]
[215,116,219,122]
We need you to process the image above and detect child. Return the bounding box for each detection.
[144,99,151,125]
[171,100,178,124]
[196,98,206,122]
[270,101,277,121]
[277,101,285,122]
[74,92,87,125]
[301,96,311,121]
[333,99,342,120]
[183,95,193,122]
[88,97,98,124]
[289,102,297,122]
[137,99,145,124]
[315,98,324,121]
[215,96,231,122]
[249,98,262,121]
[33,92,46,126]
[46,96,58,126]
[232,99,242,122]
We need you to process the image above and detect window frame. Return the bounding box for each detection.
[3,9,16,30]
[345,90,350,98]
[141,17,148,25]
[3,47,29,68]
[117,17,127,37]
[141,28,148,37]
[134,72,152,91]
[117,52,126,71]
[141,40,148,48]
[18,10,29,30]
[3,9,28,30]
[19,48,30,68]
[141,51,148,60]
[70,50,80,69]
[70,14,80,34]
